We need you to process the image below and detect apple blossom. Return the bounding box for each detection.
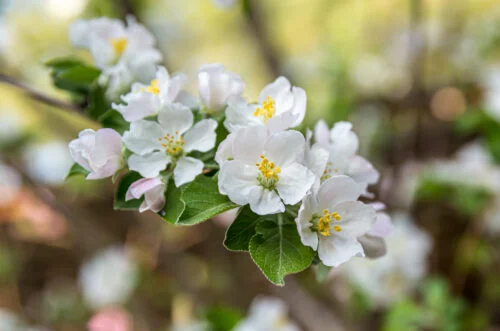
[125,177,165,213]
[234,297,300,331]
[217,126,315,215]
[112,66,188,122]
[295,176,376,267]
[314,120,379,196]
[122,103,217,186]
[224,77,306,133]
[69,129,123,180]
[198,63,245,113]
[24,140,74,185]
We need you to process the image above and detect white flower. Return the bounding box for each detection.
[112,66,188,122]
[225,77,306,133]
[303,130,329,193]
[314,120,379,196]
[342,212,432,306]
[69,129,123,180]
[122,104,217,186]
[69,16,162,100]
[0,309,24,331]
[24,140,74,185]
[217,126,315,215]
[0,163,21,207]
[79,247,138,309]
[296,176,376,267]
[126,176,166,212]
[198,63,245,113]
[235,297,300,331]
[358,202,393,259]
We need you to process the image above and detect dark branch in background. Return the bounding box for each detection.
[0,73,83,113]
[242,0,281,77]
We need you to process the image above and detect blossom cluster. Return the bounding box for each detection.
[64,17,390,280]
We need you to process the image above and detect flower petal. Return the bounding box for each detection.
[296,194,319,250]
[219,160,258,204]
[290,86,307,127]
[224,97,262,132]
[247,186,285,215]
[157,103,193,135]
[91,128,122,167]
[368,212,393,238]
[264,130,305,166]
[329,121,359,157]
[122,120,164,155]
[173,156,204,186]
[113,91,158,122]
[259,76,293,111]
[314,119,330,146]
[347,155,380,186]
[276,163,315,205]
[232,126,267,165]
[86,156,122,180]
[128,151,170,178]
[358,235,387,259]
[318,236,364,267]
[334,201,377,238]
[317,176,361,211]
[141,183,166,212]
[183,119,217,153]
[126,177,163,200]
[215,133,235,166]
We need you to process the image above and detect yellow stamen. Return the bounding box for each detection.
[253,96,276,123]
[110,37,128,57]
[317,209,342,236]
[159,131,185,156]
[256,155,280,180]
[141,79,160,95]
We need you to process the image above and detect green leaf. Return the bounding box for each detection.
[249,214,315,286]
[161,178,185,224]
[53,65,101,94]
[114,171,143,210]
[175,175,238,225]
[66,163,90,179]
[205,306,243,331]
[98,109,130,134]
[224,205,265,251]
[86,83,108,120]
[454,110,487,135]
[45,57,85,73]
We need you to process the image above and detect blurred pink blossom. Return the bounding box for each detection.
[88,307,132,331]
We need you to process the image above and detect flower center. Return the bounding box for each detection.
[255,155,280,189]
[110,37,128,57]
[317,209,341,236]
[141,79,160,95]
[253,96,276,123]
[320,162,338,183]
[158,131,185,156]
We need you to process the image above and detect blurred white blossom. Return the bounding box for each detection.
[0,162,22,206]
[235,297,300,331]
[23,140,73,185]
[79,247,138,309]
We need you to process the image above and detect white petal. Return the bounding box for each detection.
[329,121,359,157]
[266,111,300,134]
[232,126,267,165]
[347,155,380,186]
[290,86,307,127]
[358,235,387,259]
[91,128,122,167]
[69,19,90,48]
[173,156,204,186]
[224,97,262,132]
[113,92,158,122]
[368,212,393,238]
[198,63,245,111]
[141,183,166,212]
[219,160,258,205]
[276,163,315,205]
[296,194,319,249]
[128,151,170,178]
[247,186,285,215]
[317,176,361,211]
[122,120,164,155]
[305,143,330,178]
[264,130,305,166]
[259,76,292,110]
[157,103,193,135]
[166,73,188,103]
[86,156,121,180]
[126,177,163,200]
[215,133,235,166]
[314,119,330,146]
[334,201,377,238]
[183,119,217,153]
[318,236,364,267]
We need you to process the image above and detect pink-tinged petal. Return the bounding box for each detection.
[247,186,285,215]
[264,130,305,166]
[358,235,387,259]
[125,177,162,201]
[318,236,364,267]
[368,212,393,238]
[91,129,122,166]
[88,307,132,331]
[317,176,361,211]
[140,183,165,212]
[86,156,122,180]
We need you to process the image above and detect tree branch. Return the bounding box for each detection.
[0,73,83,113]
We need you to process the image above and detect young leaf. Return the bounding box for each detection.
[98,109,130,134]
[175,175,238,225]
[66,163,90,179]
[249,214,315,286]
[86,83,108,120]
[114,171,143,210]
[224,205,265,251]
[45,57,85,73]
[53,65,101,94]
[161,178,185,224]
[205,307,243,331]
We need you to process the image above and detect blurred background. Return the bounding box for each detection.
[0,0,500,330]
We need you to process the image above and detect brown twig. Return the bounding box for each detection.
[0,73,83,113]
